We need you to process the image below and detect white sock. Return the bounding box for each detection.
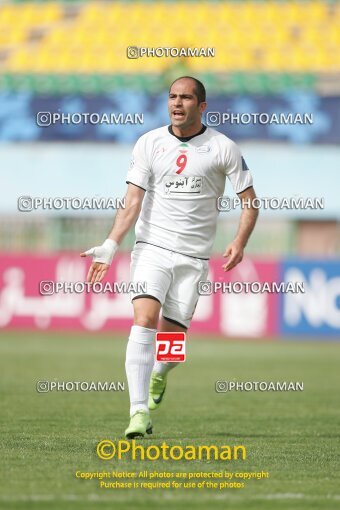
[125,325,156,416]
[153,360,180,376]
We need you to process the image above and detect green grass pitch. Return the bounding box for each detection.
[0,331,339,510]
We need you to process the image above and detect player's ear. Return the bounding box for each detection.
[199,101,207,114]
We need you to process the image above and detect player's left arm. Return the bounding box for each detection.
[222,186,259,272]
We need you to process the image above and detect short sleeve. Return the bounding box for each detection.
[126,135,151,191]
[225,141,253,194]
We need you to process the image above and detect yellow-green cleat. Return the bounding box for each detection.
[148,372,167,411]
[125,411,152,439]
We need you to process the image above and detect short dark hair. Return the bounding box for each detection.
[169,76,206,104]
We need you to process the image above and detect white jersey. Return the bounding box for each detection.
[126,125,253,259]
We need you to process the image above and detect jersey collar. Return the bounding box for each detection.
[168,124,207,142]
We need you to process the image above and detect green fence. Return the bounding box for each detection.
[0,72,316,95]
[0,216,296,256]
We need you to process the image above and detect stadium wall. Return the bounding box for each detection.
[0,92,339,143]
[2,142,340,218]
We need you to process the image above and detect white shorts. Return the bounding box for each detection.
[130,242,209,328]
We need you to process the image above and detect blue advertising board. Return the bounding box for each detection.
[280,260,340,337]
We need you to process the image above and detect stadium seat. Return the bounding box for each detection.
[0,1,338,92]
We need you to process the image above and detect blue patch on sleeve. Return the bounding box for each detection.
[241,157,249,171]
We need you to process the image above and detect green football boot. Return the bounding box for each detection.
[148,372,167,411]
[125,410,152,439]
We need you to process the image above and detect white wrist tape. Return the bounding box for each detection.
[84,238,118,265]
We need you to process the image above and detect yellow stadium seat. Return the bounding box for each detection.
[0,5,18,26]
[6,48,32,72]
[43,27,68,47]
[33,49,56,73]
[261,49,286,72]
[1,1,339,75]
[300,27,324,45]
[306,2,328,23]
[0,28,26,47]
[40,3,63,23]
[328,26,340,45]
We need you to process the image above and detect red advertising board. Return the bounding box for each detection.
[0,253,279,337]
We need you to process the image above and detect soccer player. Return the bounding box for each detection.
[81,76,258,438]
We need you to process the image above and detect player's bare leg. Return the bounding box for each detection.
[125,297,160,438]
[148,317,187,411]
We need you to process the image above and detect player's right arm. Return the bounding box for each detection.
[81,134,151,283]
[80,183,145,284]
